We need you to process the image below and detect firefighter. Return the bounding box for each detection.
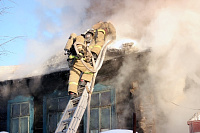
[64,30,95,99]
[64,22,116,98]
[89,21,116,56]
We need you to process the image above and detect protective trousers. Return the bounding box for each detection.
[68,60,94,94]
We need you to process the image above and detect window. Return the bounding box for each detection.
[43,91,70,133]
[7,96,34,133]
[85,84,116,133]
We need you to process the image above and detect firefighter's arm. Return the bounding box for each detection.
[92,22,102,30]
[108,23,116,40]
[76,44,85,58]
[75,35,86,58]
[64,33,77,52]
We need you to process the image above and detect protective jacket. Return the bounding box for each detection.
[90,21,116,55]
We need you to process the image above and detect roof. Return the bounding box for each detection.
[0,66,19,74]
[0,66,20,81]
[0,51,69,81]
[189,112,200,121]
[0,41,141,82]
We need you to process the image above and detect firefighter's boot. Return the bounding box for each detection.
[69,91,78,99]
[78,79,87,95]
[79,79,87,87]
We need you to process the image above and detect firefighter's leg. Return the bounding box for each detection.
[80,71,94,92]
[75,71,93,95]
[78,72,93,93]
[73,59,94,85]
[81,71,94,82]
[74,60,94,87]
[91,31,105,55]
[68,67,81,94]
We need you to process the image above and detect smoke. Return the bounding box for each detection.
[103,0,200,132]
[20,0,200,132]
[22,0,91,74]
[139,2,200,133]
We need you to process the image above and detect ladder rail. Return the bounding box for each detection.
[70,96,88,133]
[86,40,113,133]
[67,88,88,133]
[55,101,74,132]
[55,88,88,133]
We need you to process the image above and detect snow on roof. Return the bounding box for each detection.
[0,51,69,81]
[101,129,134,133]
[0,65,20,81]
[108,39,137,49]
[189,112,200,121]
[0,65,19,74]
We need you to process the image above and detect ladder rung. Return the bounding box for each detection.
[71,96,81,102]
[67,107,77,112]
[57,129,67,133]
[62,118,72,124]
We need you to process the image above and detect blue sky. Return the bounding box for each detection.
[0,0,39,66]
[0,0,91,67]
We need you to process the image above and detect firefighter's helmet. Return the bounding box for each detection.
[84,29,94,43]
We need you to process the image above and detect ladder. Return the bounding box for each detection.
[55,84,90,133]
[55,40,113,133]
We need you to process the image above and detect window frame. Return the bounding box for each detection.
[43,90,70,133]
[7,95,34,133]
[84,84,116,133]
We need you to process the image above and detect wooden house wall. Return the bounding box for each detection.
[0,70,69,132]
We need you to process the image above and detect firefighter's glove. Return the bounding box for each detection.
[64,49,71,55]
[79,50,84,55]
[85,56,91,63]
[77,50,84,59]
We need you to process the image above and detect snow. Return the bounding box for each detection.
[189,112,200,121]
[101,129,135,133]
[0,132,9,133]
[108,39,137,49]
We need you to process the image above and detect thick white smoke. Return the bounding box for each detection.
[105,0,200,132]
[23,0,200,132]
[145,7,200,132]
